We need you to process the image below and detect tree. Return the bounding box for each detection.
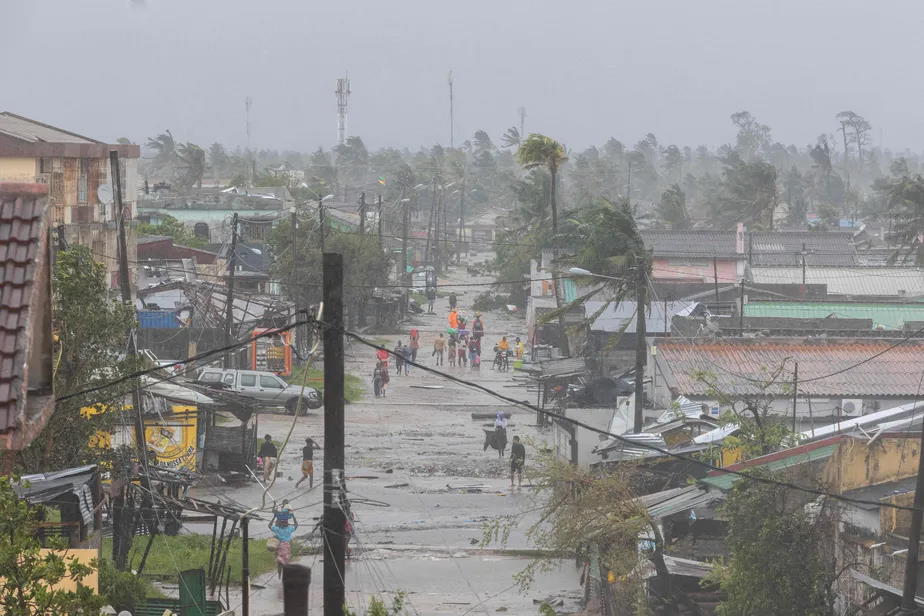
[145,130,177,176]
[499,126,521,149]
[711,152,778,230]
[19,246,137,472]
[208,143,230,175]
[557,199,650,432]
[656,184,691,230]
[516,134,567,232]
[783,166,808,226]
[885,174,924,263]
[730,111,771,161]
[712,471,837,616]
[0,476,104,615]
[176,142,207,190]
[836,111,872,168]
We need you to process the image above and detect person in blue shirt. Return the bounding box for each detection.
[270,504,298,575]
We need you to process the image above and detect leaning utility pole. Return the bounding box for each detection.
[223,213,239,368]
[110,150,152,563]
[322,253,346,616]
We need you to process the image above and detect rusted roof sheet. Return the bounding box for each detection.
[655,338,924,397]
[0,183,49,439]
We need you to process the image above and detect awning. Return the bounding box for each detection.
[851,569,924,607]
[638,484,725,519]
[16,465,98,524]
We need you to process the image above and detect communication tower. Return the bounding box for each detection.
[336,75,351,146]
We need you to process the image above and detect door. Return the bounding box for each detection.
[259,374,287,404]
[179,568,206,616]
[237,373,261,400]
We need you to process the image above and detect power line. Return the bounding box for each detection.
[331,323,924,513]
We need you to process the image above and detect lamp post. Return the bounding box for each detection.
[316,193,334,253]
[569,266,648,433]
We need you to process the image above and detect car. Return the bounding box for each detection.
[196,368,322,415]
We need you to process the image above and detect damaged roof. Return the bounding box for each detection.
[654,338,924,398]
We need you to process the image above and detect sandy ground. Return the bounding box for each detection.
[181,264,584,615]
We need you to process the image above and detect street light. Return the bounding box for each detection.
[568,267,620,281]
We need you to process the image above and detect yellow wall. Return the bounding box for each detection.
[824,437,919,493]
[0,157,37,181]
[39,548,99,593]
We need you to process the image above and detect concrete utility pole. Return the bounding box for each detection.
[322,253,346,616]
[448,70,454,149]
[241,516,250,616]
[633,259,647,433]
[901,416,924,612]
[223,213,239,368]
[358,191,366,234]
[318,195,326,254]
[457,176,466,264]
[377,194,383,246]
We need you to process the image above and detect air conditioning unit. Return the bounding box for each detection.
[840,399,864,416]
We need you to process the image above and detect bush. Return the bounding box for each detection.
[98,557,148,612]
[471,291,510,313]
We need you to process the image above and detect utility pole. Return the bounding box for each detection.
[448,71,454,149]
[712,257,719,304]
[738,279,745,336]
[223,213,239,368]
[425,181,437,265]
[111,149,153,551]
[457,176,466,264]
[377,194,383,247]
[791,362,799,434]
[901,410,924,612]
[322,253,346,616]
[318,195,326,254]
[241,516,251,616]
[358,192,366,234]
[801,242,807,287]
[401,195,411,316]
[633,258,648,433]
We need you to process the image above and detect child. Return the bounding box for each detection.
[448,334,457,367]
[270,503,298,575]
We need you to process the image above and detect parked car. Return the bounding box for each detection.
[196,368,322,415]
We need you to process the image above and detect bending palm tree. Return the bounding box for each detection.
[516,134,567,232]
[559,198,651,432]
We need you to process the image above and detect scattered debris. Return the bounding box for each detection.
[384,483,409,489]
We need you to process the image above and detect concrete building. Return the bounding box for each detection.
[0,112,140,288]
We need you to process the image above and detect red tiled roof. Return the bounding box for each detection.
[0,183,49,435]
[655,338,924,398]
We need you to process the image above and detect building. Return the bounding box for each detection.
[0,183,55,454]
[640,228,858,282]
[0,112,140,288]
[749,266,924,299]
[744,301,924,331]
[650,338,924,427]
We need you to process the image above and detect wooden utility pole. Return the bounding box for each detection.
[322,253,346,616]
[223,213,239,368]
[712,257,719,304]
[111,150,152,565]
[358,192,366,234]
[377,194,383,246]
[738,279,745,336]
[791,362,799,433]
[318,195,326,254]
[633,259,648,433]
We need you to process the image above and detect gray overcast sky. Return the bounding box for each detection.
[4,1,923,154]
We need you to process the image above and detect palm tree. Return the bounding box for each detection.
[559,199,651,432]
[516,134,567,232]
[176,142,207,190]
[499,126,521,149]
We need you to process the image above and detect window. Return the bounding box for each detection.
[194,222,210,240]
[260,376,284,389]
[240,374,257,387]
[222,373,234,385]
[200,372,221,383]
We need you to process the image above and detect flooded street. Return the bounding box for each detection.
[189,265,584,614]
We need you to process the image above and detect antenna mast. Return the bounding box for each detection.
[448,71,455,149]
[336,75,351,147]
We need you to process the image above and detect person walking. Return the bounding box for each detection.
[449,291,457,311]
[448,308,459,330]
[472,314,484,342]
[515,336,525,359]
[447,334,457,367]
[426,286,437,313]
[258,434,278,483]
[394,341,404,375]
[269,506,298,575]
[409,329,420,364]
[457,334,468,367]
[373,359,389,397]
[510,436,526,487]
[468,336,480,368]
[433,333,446,366]
[296,437,321,489]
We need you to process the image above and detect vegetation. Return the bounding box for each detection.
[101,534,277,582]
[136,213,207,248]
[343,592,406,616]
[287,364,365,403]
[710,471,837,615]
[19,245,138,473]
[0,476,103,615]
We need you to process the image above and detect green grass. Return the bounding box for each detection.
[102,534,278,582]
[287,364,365,403]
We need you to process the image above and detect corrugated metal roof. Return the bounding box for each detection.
[0,112,99,144]
[700,438,841,491]
[587,300,694,334]
[745,301,924,330]
[655,338,924,397]
[638,484,724,519]
[0,186,48,434]
[640,230,736,257]
[640,230,857,265]
[750,266,924,297]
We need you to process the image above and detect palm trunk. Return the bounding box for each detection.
[550,167,559,233]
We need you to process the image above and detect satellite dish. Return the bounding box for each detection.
[97,184,113,205]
